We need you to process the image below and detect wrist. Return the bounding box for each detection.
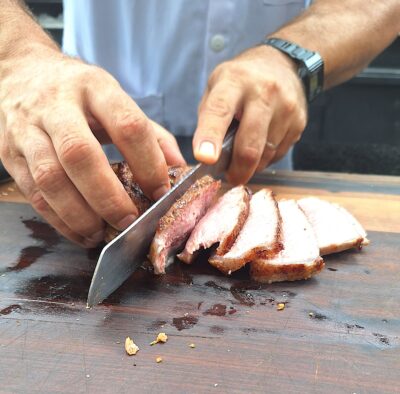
[0,5,59,63]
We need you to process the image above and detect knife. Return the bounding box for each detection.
[87,119,238,306]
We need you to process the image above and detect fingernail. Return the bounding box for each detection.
[117,214,137,230]
[198,141,215,160]
[152,185,169,201]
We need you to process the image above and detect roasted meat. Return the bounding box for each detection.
[250,200,324,283]
[149,175,221,274]
[209,188,282,275]
[177,185,251,264]
[105,162,190,243]
[298,197,370,255]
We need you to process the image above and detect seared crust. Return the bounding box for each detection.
[250,257,325,283]
[104,162,190,243]
[157,176,219,233]
[149,175,221,274]
[208,190,283,275]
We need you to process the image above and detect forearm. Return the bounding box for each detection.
[0,0,59,63]
[271,0,400,89]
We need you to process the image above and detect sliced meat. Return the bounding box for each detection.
[209,188,282,275]
[177,186,251,264]
[298,197,370,255]
[149,175,221,274]
[250,200,324,283]
[105,162,191,243]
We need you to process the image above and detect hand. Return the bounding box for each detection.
[193,45,307,184]
[0,45,185,247]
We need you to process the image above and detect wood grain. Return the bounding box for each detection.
[0,172,399,394]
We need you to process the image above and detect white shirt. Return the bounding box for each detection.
[63,0,309,168]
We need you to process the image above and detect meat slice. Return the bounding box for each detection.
[149,175,221,274]
[250,200,324,283]
[105,162,191,242]
[177,186,251,264]
[298,197,370,255]
[209,188,282,275]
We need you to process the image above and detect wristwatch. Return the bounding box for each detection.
[262,37,324,102]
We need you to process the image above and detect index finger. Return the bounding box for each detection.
[193,81,243,164]
[43,106,139,231]
[87,84,170,201]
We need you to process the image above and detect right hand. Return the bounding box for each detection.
[0,44,185,247]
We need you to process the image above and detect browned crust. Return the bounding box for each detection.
[105,162,191,243]
[215,187,252,256]
[157,176,221,233]
[208,190,283,275]
[250,257,325,283]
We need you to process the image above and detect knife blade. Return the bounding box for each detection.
[87,120,238,306]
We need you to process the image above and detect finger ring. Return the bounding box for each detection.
[265,141,278,150]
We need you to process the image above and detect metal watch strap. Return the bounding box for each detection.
[262,37,324,102]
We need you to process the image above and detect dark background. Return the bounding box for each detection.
[27,0,400,176]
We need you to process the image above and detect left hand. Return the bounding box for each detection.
[193,45,308,184]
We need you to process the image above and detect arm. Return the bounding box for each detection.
[193,0,400,183]
[0,1,184,247]
[274,0,400,88]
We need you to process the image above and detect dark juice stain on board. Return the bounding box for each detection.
[172,315,199,331]
[203,304,227,316]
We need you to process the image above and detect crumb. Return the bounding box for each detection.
[214,383,218,387]
[309,312,314,317]
[189,343,196,348]
[76,318,80,321]
[7,187,15,192]
[86,374,90,378]
[1,192,8,196]
[150,332,168,346]
[156,356,163,363]
[228,270,232,275]
[116,341,120,344]
[125,337,139,356]
[277,303,285,311]
[71,303,75,306]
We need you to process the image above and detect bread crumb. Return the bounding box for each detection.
[125,337,139,355]
[189,343,196,348]
[277,303,285,311]
[156,356,163,363]
[150,332,168,346]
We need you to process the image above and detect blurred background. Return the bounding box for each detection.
[26,0,400,176]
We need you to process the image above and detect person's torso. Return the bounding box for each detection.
[63,0,308,138]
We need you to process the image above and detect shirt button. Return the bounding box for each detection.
[210,34,225,52]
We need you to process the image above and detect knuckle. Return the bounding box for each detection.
[114,113,148,143]
[30,190,49,213]
[282,97,297,115]
[32,162,64,191]
[203,95,232,118]
[59,135,92,166]
[259,79,279,103]
[237,146,261,167]
[96,192,130,221]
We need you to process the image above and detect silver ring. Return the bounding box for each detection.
[265,141,278,151]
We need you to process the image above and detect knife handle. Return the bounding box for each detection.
[214,119,239,173]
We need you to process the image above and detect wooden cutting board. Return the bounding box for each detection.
[0,171,399,394]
